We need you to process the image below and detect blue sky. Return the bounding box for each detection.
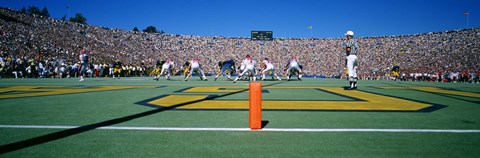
[1,0,478,38]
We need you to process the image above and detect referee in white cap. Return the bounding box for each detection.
[344,31,359,90]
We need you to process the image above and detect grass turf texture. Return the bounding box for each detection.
[0,77,479,157]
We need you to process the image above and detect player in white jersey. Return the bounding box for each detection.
[284,55,302,81]
[261,57,281,81]
[78,49,89,82]
[157,58,174,80]
[184,58,207,81]
[239,57,248,73]
[233,55,256,83]
[237,56,251,80]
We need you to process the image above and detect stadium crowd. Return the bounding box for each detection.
[1,8,479,82]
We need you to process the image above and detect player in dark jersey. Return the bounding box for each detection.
[214,59,236,81]
[392,65,400,81]
[183,60,191,79]
[113,60,122,79]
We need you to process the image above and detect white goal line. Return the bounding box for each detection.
[1,125,480,133]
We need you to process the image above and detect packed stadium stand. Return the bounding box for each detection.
[1,8,479,82]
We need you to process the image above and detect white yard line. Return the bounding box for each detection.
[1,125,480,133]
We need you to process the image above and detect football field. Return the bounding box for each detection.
[0,77,479,157]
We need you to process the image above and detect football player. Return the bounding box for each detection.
[284,55,302,81]
[112,59,122,79]
[214,59,236,81]
[233,55,256,83]
[157,58,174,80]
[261,57,281,81]
[78,49,89,82]
[153,59,165,81]
[184,57,207,81]
[392,65,400,81]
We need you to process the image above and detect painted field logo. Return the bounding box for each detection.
[0,86,158,99]
[136,86,450,112]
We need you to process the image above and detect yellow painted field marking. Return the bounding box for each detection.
[380,86,480,98]
[182,86,247,93]
[181,86,324,93]
[149,87,432,111]
[0,86,157,99]
[148,95,209,107]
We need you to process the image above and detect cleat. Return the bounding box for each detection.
[214,77,218,81]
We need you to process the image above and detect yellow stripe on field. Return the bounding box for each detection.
[148,95,209,107]
[0,86,157,99]
[149,87,431,111]
[380,86,480,98]
[411,87,480,98]
[182,86,247,93]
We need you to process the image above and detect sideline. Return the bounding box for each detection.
[1,125,479,133]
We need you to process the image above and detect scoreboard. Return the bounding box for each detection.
[251,31,273,41]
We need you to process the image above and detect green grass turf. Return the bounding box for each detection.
[0,77,479,157]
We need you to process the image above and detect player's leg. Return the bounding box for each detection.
[226,67,233,80]
[294,67,303,80]
[183,68,189,79]
[79,65,86,81]
[286,67,293,80]
[352,62,358,88]
[195,70,203,80]
[159,68,165,79]
[166,68,172,80]
[233,68,248,83]
[272,69,281,80]
[293,65,303,80]
[261,69,267,80]
[153,68,159,80]
[214,67,222,81]
[112,68,115,79]
[184,68,193,81]
[185,68,199,81]
[116,68,121,79]
[199,68,207,80]
[250,69,257,81]
[346,56,355,89]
